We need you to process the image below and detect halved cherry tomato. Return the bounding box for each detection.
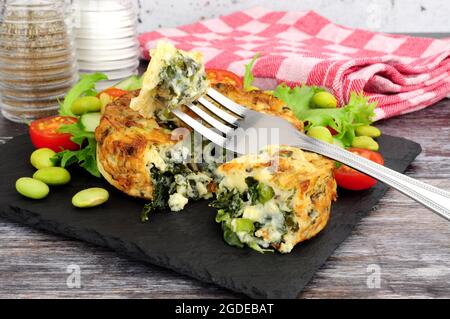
[334,148,384,191]
[29,116,79,152]
[98,87,128,98]
[206,69,243,89]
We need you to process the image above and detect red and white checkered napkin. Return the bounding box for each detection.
[139,7,450,120]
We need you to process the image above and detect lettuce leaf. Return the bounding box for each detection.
[114,75,143,91]
[274,85,376,147]
[243,53,260,91]
[53,122,100,177]
[59,73,108,117]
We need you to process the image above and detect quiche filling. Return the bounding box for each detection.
[141,140,217,220]
[130,41,208,118]
[211,176,298,253]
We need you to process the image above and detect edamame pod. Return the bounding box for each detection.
[16,177,49,199]
[72,187,109,208]
[33,167,71,186]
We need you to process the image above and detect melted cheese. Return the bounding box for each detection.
[242,200,285,244]
[145,145,167,171]
[218,172,248,193]
[168,193,189,211]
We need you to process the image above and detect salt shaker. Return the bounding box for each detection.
[73,0,140,89]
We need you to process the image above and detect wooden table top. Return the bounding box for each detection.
[1,37,449,298]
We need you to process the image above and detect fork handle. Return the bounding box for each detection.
[296,136,450,221]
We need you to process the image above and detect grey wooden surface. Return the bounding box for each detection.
[1,33,449,298]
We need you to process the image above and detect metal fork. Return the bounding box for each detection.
[172,88,450,221]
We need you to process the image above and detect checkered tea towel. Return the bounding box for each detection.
[139,7,450,120]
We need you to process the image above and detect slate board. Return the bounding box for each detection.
[0,134,421,298]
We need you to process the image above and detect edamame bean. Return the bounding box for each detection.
[16,177,49,199]
[30,148,56,169]
[72,188,109,208]
[351,136,379,151]
[33,167,71,186]
[307,126,333,144]
[71,96,102,115]
[233,218,255,233]
[257,183,274,204]
[355,125,381,138]
[311,91,337,108]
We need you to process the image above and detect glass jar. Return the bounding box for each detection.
[73,0,140,90]
[0,0,78,123]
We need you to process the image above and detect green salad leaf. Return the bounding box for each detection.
[274,84,376,146]
[54,73,144,178]
[243,54,377,147]
[243,53,260,91]
[53,122,100,177]
[58,121,95,145]
[114,75,143,91]
[273,84,324,117]
[59,73,108,117]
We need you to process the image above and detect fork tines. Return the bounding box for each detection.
[172,88,250,147]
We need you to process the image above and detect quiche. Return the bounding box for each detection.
[212,145,337,253]
[96,90,215,213]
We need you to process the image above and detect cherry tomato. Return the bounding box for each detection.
[206,69,243,89]
[98,87,128,98]
[29,116,79,152]
[334,148,384,191]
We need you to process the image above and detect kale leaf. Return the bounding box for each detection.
[140,167,175,223]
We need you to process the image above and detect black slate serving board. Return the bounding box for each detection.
[0,134,421,298]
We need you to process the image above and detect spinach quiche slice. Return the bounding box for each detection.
[96,90,215,215]
[212,145,337,253]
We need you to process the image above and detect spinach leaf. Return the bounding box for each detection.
[141,167,175,222]
[245,177,259,204]
[210,190,243,217]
